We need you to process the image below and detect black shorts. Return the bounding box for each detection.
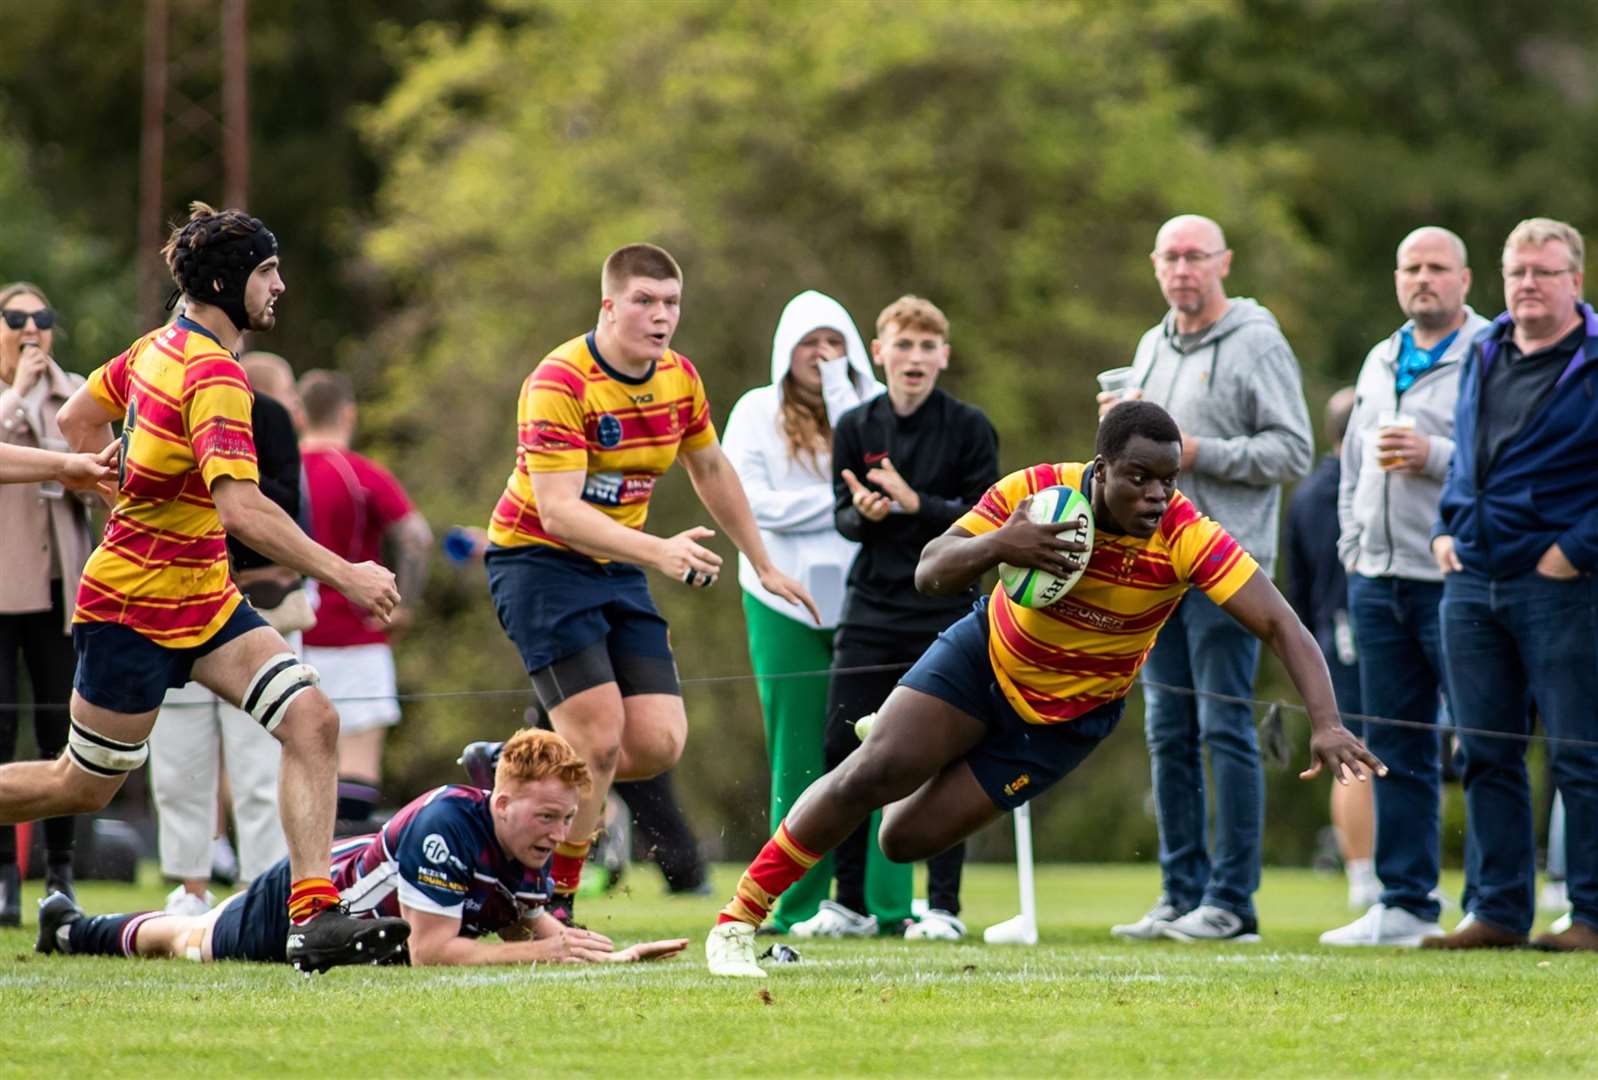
[485,544,680,708]
[899,600,1123,810]
[72,603,268,715]
[209,858,292,963]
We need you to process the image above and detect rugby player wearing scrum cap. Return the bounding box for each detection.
[5,201,407,971]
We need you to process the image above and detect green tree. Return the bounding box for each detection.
[360,0,1328,858]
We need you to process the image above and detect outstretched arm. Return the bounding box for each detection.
[681,440,820,623]
[401,906,686,966]
[1217,571,1387,784]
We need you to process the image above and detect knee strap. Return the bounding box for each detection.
[242,652,320,733]
[67,718,149,777]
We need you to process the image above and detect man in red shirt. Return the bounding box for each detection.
[296,370,432,827]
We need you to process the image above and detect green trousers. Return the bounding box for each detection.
[743,593,914,930]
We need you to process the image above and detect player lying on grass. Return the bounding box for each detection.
[37,728,688,968]
[0,441,118,492]
[707,400,1387,974]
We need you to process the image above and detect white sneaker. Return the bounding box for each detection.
[164,885,215,917]
[1160,904,1261,943]
[790,899,878,938]
[1110,898,1183,941]
[904,908,965,941]
[1320,904,1441,947]
[706,922,766,978]
[1550,911,1574,934]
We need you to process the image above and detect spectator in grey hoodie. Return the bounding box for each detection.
[1105,214,1313,943]
[1321,226,1488,948]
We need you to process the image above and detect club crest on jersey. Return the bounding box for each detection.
[596,413,624,449]
[1003,773,1032,798]
[422,833,450,865]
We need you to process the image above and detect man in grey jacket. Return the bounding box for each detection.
[1321,226,1488,948]
[1105,214,1313,943]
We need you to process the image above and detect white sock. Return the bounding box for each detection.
[1346,858,1377,894]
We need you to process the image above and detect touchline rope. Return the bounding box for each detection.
[12,660,1578,752]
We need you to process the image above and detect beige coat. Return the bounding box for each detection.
[0,357,97,633]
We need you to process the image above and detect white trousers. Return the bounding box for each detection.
[147,634,296,883]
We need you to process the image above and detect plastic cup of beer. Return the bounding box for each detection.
[1376,410,1416,470]
[1096,366,1139,399]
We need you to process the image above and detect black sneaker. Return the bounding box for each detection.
[285,903,410,973]
[458,741,503,791]
[36,891,83,955]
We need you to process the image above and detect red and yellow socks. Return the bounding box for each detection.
[550,838,592,897]
[287,877,341,925]
[717,821,821,928]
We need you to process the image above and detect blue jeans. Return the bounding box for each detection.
[1141,590,1263,918]
[1440,569,1598,935]
[1349,574,1447,921]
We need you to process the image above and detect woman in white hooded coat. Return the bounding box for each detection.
[721,291,880,932]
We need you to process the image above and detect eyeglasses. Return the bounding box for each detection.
[1153,249,1227,267]
[2,308,54,330]
[1502,265,1574,283]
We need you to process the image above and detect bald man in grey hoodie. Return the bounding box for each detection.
[1104,214,1313,943]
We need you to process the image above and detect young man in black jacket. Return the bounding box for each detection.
[788,295,998,941]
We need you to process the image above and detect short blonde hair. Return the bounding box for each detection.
[495,728,592,795]
[1503,217,1585,270]
[875,294,949,339]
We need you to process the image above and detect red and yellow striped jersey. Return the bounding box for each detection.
[74,318,259,648]
[487,332,716,554]
[957,462,1258,725]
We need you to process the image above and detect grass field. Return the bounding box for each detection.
[0,862,1590,1077]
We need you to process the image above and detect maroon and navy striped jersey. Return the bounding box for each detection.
[332,785,552,938]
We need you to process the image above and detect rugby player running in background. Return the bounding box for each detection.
[707,401,1385,975]
[0,202,408,972]
[484,243,818,923]
[38,728,687,967]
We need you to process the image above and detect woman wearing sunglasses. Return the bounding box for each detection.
[0,281,98,924]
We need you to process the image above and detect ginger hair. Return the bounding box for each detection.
[494,728,593,795]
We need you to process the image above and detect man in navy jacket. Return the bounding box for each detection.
[1426,217,1598,952]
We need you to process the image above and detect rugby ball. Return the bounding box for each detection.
[998,485,1094,609]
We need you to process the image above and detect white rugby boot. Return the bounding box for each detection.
[706,921,767,978]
